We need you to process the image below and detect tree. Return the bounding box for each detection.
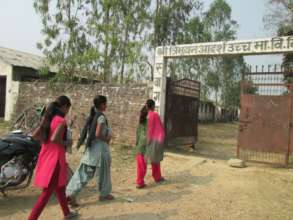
[202,0,245,107]
[264,0,293,33]
[34,0,247,96]
[172,16,211,83]
[34,0,100,81]
[34,0,151,83]
[149,0,246,106]
[150,0,202,80]
[152,0,202,46]
[264,0,293,87]
[220,57,246,108]
[116,0,151,83]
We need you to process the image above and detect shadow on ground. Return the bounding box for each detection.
[82,209,177,220]
[0,189,58,218]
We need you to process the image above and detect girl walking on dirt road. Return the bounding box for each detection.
[28,95,77,220]
[66,95,114,206]
[136,99,166,188]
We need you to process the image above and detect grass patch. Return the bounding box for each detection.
[195,122,238,160]
[167,122,238,160]
[111,144,136,167]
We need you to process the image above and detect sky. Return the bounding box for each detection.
[204,0,282,66]
[0,0,282,66]
[0,1,43,55]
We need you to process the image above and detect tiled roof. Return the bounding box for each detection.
[0,46,57,72]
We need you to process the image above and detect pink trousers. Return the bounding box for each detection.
[136,154,162,186]
[28,164,70,220]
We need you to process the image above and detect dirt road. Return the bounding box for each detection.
[1,123,293,220]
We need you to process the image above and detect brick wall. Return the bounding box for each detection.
[15,81,152,146]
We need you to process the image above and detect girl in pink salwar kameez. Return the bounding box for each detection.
[28,96,77,220]
[136,99,166,188]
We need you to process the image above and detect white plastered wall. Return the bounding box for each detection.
[153,49,167,122]
[0,61,19,121]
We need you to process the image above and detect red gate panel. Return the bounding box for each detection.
[238,95,292,155]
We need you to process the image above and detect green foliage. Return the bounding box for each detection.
[152,0,202,46]
[279,27,293,68]
[202,0,244,108]
[204,0,237,41]
[244,84,258,95]
[34,0,151,83]
[154,0,245,108]
[264,0,293,33]
[38,65,50,77]
[264,0,293,70]
[34,0,247,107]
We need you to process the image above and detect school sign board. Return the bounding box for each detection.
[153,36,293,121]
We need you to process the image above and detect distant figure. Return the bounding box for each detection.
[28,95,77,220]
[66,95,114,207]
[135,106,148,188]
[136,99,166,188]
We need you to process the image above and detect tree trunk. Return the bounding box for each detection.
[215,90,218,106]
[120,23,130,83]
[155,0,160,47]
[146,60,154,81]
[103,2,110,82]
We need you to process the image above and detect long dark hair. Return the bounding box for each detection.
[39,95,71,141]
[87,95,107,126]
[139,106,148,125]
[146,99,155,110]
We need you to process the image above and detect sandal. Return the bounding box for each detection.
[156,177,166,183]
[136,184,146,189]
[67,196,79,208]
[64,211,79,219]
[99,194,115,201]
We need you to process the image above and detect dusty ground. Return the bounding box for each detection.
[1,123,293,220]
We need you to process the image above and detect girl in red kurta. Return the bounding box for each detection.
[137,99,166,187]
[28,96,77,220]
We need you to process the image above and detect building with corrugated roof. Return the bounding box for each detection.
[0,47,56,121]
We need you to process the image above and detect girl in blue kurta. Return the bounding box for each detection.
[66,95,114,207]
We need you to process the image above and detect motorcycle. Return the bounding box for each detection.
[0,131,73,197]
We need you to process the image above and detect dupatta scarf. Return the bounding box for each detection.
[146,111,165,163]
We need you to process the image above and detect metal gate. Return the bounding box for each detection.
[0,76,6,118]
[165,78,200,148]
[237,65,293,165]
